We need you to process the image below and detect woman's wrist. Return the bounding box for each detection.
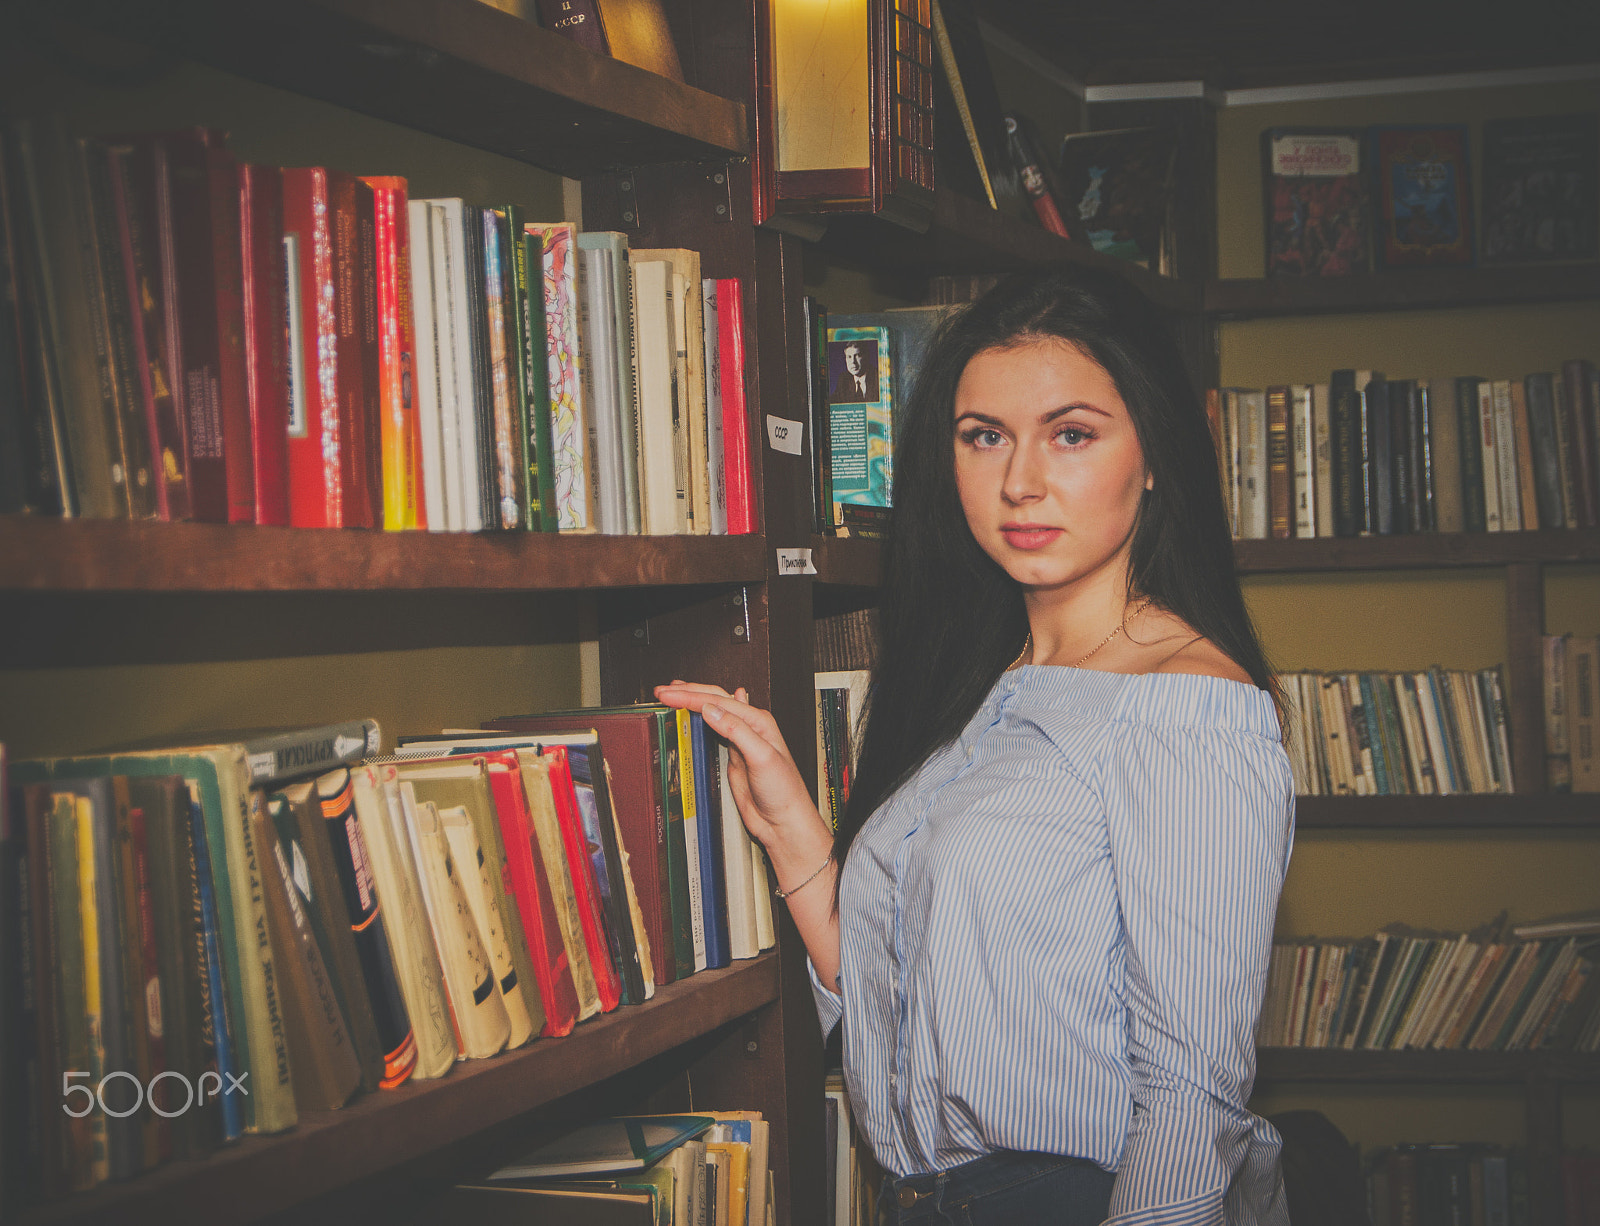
[760,810,836,890]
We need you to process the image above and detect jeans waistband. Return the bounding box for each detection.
[885,1150,1101,1220]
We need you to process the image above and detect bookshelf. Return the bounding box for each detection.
[0,1,822,1224]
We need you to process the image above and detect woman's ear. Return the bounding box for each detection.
[1144,471,1154,491]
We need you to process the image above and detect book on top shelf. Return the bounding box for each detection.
[1262,128,1370,277]
[1370,125,1474,269]
[1481,113,1599,265]
[1057,126,1177,273]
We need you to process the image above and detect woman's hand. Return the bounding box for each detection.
[652,682,833,880]
[654,680,842,987]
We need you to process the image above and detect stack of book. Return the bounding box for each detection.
[1279,668,1513,797]
[1211,364,1600,540]
[1544,635,1600,793]
[444,1111,775,1226]
[0,119,753,535]
[1,709,775,1204]
[1258,914,1600,1053]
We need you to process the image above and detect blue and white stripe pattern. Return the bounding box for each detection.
[810,666,1294,1225]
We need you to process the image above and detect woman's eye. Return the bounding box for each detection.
[1055,426,1091,447]
[962,427,1006,448]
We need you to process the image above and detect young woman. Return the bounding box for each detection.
[657,268,1293,1226]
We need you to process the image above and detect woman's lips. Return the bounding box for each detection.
[1000,525,1062,550]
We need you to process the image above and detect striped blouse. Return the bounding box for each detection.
[810,665,1295,1225]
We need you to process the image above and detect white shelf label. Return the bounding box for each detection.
[776,548,817,576]
[765,415,804,456]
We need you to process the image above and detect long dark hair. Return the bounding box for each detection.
[837,266,1276,877]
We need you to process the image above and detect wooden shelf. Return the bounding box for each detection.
[1206,263,1600,320]
[809,535,884,589]
[20,955,780,1226]
[1256,1047,1600,1085]
[1296,793,1600,829]
[811,189,1200,314]
[1234,529,1600,573]
[0,517,767,593]
[98,0,747,176]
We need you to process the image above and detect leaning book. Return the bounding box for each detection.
[488,1115,715,1179]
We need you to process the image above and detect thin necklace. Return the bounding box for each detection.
[1010,596,1154,671]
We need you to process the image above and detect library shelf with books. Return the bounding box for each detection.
[1,1,826,1223]
[17,956,779,1226]
[0,519,769,593]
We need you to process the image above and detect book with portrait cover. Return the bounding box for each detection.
[1262,128,1370,277]
[1057,126,1176,272]
[1370,126,1474,268]
[825,325,893,524]
[1481,113,1599,265]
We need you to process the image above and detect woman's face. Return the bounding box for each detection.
[953,337,1152,595]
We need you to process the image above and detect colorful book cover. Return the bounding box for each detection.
[1371,126,1474,268]
[825,324,893,523]
[526,221,593,531]
[482,210,525,530]
[1481,113,1599,264]
[360,176,421,530]
[1261,128,1370,277]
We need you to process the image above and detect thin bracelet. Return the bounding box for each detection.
[774,853,833,900]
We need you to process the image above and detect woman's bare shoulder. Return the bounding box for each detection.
[1150,635,1253,684]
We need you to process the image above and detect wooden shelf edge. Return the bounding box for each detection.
[1255,1047,1600,1084]
[1296,794,1600,828]
[21,954,781,1226]
[0,518,768,593]
[809,535,884,589]
[1235,529,1600,573]
[111,0,747,176]
[1207,263,1600,319]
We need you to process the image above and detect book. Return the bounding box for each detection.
[510,217,557,532]
[1266,385,1292,538]
[1370,125,1474,268]
[701,277,728,535]
[1481,113,1599,264]
[1262,128,1369,277]
[1057,126,1176,272]
[110,720,381,790]
[578,231,640,533]
[443,1184,657,1224]
[516,750,603,1020]
[825,325,894,524]
[482,207,525,531]
[715,280,752,536]
[526,221,596,532]
[237,163,290,527]
[361,176,422,531]
[1560,358,1598,527]
[253,791,360,1111]
[406,199,446,531]
[488,1116,715,1180]
[578,242,629,534]
[1568,635,1599,792]
[629,256,677,534]
[414,198,484,532]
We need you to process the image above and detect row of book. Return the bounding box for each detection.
[445,1112,775,1226]
[0,118,754,534]
[1265,115,1599,277]
[1279,668,1515,798]
[1257,914,1600,1053]
[0,708,776,1203]
[1210,360,1600,542]
[1366,1144,1599,1226]
[814,671,868,832]
[1545,635,1600,794]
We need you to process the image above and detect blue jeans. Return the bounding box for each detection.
[878,1150,1115,1226]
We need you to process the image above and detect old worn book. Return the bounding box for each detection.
[440,804,535,1048]
[253,791,358,1111]
[1262,128,1370,277]
[518,751,603,1020]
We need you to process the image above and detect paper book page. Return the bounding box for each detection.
[417,802,509,1058]
[441,806,534,1047]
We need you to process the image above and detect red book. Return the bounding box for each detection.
[159,129,252,523]
[716,278,755,534]
[1562,358,1598,527]
[238,163,289,525]
[480,751,581,1036]
[485,710,675,987]
[105,140,189,521]
[543,745,623,1013]
[360,176,421,531]
[282,168,380,528]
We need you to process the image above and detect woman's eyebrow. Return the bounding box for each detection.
[1042,402,1112,421]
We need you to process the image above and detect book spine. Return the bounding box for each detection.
[1366,374,1393,534]
[500,206,533,531]
[1312,383,1334,538]
[1523,373,1566,531]
[531,223,593,531]
[405,201,442,531]
[534,0,609,54]
[1477,380,1502,532]
[184,790,241,1141]
[349,178,383,528]
[362,177,420,531]
[1390,381,1413,533]
[718,279,754,534]
[1291,385,1315,538]
[237,164,290,526]
[109,142,188,521]
[1492,379,1521,531]
[516,228,558,532]
[240,719,381,787]
[282,168,339,528]
[1561,359,1598,526]
[198,132,253,525]
[1266,385,1292,538]
[481,209,524,530]
[1510,379,1540,530]
[703,277,728,534]
[1330,371,1359,536]
[123,797,172,1164]
[1455,376,1487,531]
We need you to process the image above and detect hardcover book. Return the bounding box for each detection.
[1481,113,1599,264]
[1262,128,1369,277]
[825,325,893,524]
[1058,126,1176,272]
[1371,126,1474,268]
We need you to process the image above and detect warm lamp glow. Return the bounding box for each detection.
[772,0,871,173]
